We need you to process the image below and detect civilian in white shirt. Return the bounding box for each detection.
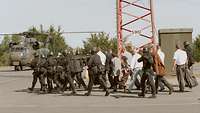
[96,47,107,88]
[157,46,165,65]
[128,48,143,92]
[97,48,106,66]
[173,44,188,92]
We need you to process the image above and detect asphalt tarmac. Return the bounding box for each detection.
[0,67,199,113]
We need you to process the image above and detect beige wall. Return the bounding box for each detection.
[159,28,192,75]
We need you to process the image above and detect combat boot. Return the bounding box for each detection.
[105,90,110,96]
[28,87,33,92]
[112,85,117,92]
[84,92,91,96]
[148,94,156,98]
[138,92,145,97]
[84,86,88,91]
[70,91,77,95]
[169,87,174,95]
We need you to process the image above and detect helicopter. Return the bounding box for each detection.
[0,31,103,71]
[0,31,48,71]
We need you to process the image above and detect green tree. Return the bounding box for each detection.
[83,32,117,54]
[193,35,200,62]
[28,25,70,55]
[0,35,11,66]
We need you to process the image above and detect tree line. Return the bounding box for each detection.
[1,25,200,66]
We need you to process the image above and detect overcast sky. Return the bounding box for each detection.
[0,0,199,48]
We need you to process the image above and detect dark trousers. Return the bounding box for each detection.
[176,65,186,91]
[47,73,54,91]
[87,70,108,95]
[72,72,87,89]
[140,70,156,95]
[31,69,46,91]
[113,76,119,91]
[54,72,65,90]
[65,72,76,93]
[107,70,114,88]
[155,76,172,92]
[47,67,55,91]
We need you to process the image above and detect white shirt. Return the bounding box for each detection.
[122,50,133,65]
[173,49,187,65]
[157,49,165,65]
[97,51,106,65]
[112,57,121,76]
[130,53,143,69]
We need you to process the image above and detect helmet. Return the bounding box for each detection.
[57,52,62,57]
[49,52,53,56]
[143,47,149,53]
[42,55,46,58]
[34,52,39,57]
[183,41,190,46]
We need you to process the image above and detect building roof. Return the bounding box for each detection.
[158,28,193,34]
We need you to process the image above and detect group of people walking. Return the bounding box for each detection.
[28,41,198,98]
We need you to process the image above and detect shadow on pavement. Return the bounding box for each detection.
[173,90,192,93]
[61,93,110,97]
[15,88,42,94]
[111,94,141,99]
[15,88,61,95]
[0,68,32,72]
[0,75,31,78]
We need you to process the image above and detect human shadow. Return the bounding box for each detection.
[61,93,110,97]
[14,88,64,95]
[0,68,32,72]
[15,88,42,94]
[110,94,142,99]
[0,75,31,78]
[173,90,192,93]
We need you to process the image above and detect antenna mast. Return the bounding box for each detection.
[117,0,157,55]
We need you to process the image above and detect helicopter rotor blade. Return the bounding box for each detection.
[0,33,21,35]
[61,31,104,34]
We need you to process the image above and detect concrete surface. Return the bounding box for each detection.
[0,67,200,113]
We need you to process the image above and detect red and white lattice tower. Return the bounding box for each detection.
[117,0,157,56]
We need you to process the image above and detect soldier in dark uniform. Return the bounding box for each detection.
[138,47,156,98]
[85,47,110,96]
[46,52,57,93]
[53,55,66,93]
[53,65,65,93]
[183,41,195,69]
[62,53,77,94]
[28,53,47,92]
[70,51,87,90]
[105,49,114,89]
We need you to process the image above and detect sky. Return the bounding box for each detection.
[0,0,199,48]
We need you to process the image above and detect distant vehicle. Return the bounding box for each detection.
[10,44,35,71]
[0,32,43,71]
